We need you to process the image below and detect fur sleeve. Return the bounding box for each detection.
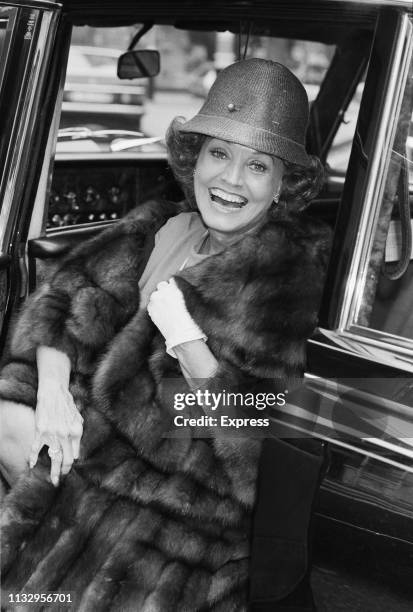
[177,212,332,384]
[0,200,179,408]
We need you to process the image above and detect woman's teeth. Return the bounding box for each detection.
[209,188,247,209]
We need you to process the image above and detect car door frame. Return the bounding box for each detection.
[0,0,68,352]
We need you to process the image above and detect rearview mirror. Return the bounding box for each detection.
[117,50,160,79]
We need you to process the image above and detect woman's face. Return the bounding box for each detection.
[194,137,284,235]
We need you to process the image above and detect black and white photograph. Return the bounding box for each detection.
[0,1,413,610]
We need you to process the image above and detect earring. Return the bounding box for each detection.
[270,198,287,214]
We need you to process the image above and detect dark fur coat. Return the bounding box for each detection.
[0,200,330,611]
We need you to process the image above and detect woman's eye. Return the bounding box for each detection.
[210,148,227,159]
[249,161,267,173]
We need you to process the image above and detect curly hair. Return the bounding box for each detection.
[165,117,324,214]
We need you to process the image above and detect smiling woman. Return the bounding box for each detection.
[1,58,330,611]
[194,138,285,235]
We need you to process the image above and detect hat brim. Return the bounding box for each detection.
[179,114,310,167]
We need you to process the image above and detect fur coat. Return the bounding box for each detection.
[0,199,330,611]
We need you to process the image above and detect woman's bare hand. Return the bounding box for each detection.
[29,379,83,486]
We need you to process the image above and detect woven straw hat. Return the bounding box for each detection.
[180,58,310,167]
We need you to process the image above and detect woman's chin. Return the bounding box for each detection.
[199,205,268,236]
[199,202,250,231]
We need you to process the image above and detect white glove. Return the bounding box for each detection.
[147,278,207,357]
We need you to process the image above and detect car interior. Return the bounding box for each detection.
[31,18,375,283]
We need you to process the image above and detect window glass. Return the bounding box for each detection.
[59,26,334,135]
[327,82,364,174]
[0,10,13,93]
[0,17,9,81]
[52,26,337,229]
[352,55,413,341]
[408,114,413,184]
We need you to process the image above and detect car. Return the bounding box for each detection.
[61,45,147,130]
[0,0,413,608]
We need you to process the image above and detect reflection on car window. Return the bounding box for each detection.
[408,116,413,184]
[327,83,365,174]
[0,9,14,97]
[0,17,9,76]
[354,54,413,341]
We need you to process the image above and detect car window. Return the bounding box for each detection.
[60,25,335,135]
[52,25,340,229]
[343,47,413,349]
[0,5,55,231]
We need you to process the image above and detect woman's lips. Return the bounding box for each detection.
[209,187,248,209]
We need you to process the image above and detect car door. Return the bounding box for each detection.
[268,7,413,563]
[0,1,63,351]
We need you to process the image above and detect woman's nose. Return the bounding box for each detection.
[221,159,243,187]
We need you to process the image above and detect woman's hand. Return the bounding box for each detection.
[29,380,83,486]
[147,278,207,356]
[30,346,83,486]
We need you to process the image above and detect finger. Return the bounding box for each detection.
[71,427,82,461]
[29,434,44,469]
[48,446,63,487]
[59,437,74,476]
[71,436,80,461]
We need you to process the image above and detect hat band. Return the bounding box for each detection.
[181,114,310,166]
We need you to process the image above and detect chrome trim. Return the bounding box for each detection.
[338,14,413,331]
[45,219,114,237]
[317,327,413,371]
[270,416,413,472]
[0,7,18,93]
[274,371,413,471]
[0,6,60,253]
[348,323,413,352]
[61,101,144,115]
[7,0,411,10]
[328,0,413,8]
[28,20,68,243]
[1,1,61,9]
[64,82,146,94]
[308,336,379,361]
[304,371,413,418]
[54,152,168,162]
